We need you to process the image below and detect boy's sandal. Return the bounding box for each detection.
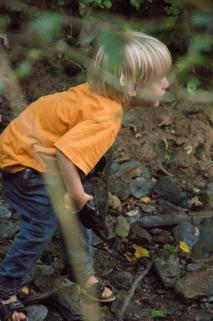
[0,300,27,321]
[81,279,116,303]
[0,287,27,321]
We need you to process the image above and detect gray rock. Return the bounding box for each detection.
[186,263,205,272]
[192,218,213,259]
[152,176,188,208]
[111,271,133,290]
[195,312,213,321]
[115,216,130,238]
[191,210,213,225]
[130,177,154,198]
[52,277,83,321]
[175,269,213,301]
[154,254,180,288]
[110,178,131,200]
[173,222,200,250]
[129,223,152,245]
[139,213,190,228]
[138,203,157,214]
[157,199,184,214]
[26,305,48,321]
[151,229,174,244]
[111,160,150,181]
[0,201,11,219]
[0,221,18,239]
[46,310,63,321]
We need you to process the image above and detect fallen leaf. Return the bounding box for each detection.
[150,310,165,318]
[133,244,150,258]
[192,187,200,193]
[21,286,29,295]
[140,196,152,204]
[135,132,142,138]
[184,145,193,154]
[124,253,137,262]
[179,241,191,253]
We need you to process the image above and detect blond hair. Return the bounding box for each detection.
[88,31,172,103]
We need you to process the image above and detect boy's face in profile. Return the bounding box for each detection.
[132,77,170,108]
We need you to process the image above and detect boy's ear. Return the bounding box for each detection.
[120,73,136,96]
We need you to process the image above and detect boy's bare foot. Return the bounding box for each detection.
[86,275,113,299]
[2,295,27,321]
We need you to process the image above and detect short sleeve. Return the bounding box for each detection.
[54,119,118,175]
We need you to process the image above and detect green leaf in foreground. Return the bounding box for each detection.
[150,310,165,318]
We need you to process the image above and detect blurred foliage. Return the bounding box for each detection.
[0,0,212,101]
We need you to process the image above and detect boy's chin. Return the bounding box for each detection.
[152,100,160,107]
[129,97,161,108]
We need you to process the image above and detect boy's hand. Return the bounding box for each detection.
[64,192,93,212]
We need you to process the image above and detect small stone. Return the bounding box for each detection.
[150,228,174,244]
[195,312,213,321]
[111,271,133,290]
[130,177,154,198]
[152,176,188,208]
[186,263,205,272]
[154,254,180,288]
[129,223,152,245]
[45,310,63,321]
[175,269,213,301]
[173,222,200,250]
[152,233,174,244]
[110,179,131,201]
[115,216,130,238]
[26,305,48,321]
[139,213,190,229]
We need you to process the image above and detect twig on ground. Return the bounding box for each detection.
[118,259,154,321]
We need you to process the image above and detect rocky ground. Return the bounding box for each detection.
[0,46,213,321]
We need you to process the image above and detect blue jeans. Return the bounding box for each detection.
[0,169,94,290]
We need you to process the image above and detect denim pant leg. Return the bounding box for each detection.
[0,170,58,289]
[67,224,94,279]
[0,170,94,289]
[48,175,94,279]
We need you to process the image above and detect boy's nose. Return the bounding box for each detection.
[163,77,170,89]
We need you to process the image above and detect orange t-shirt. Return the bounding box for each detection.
[0,83,123,175]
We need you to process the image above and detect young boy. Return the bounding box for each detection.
[0,31,171,321]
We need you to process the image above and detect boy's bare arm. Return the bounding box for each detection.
[56,148,92,211]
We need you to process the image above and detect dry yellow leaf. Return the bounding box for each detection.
[21,286,29,295]
[192,187,200,193]
[140,196,152,204]
[133,244,150,258]
[124,253,137,262]
[179,241,191,253]
[184,145,193,154]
